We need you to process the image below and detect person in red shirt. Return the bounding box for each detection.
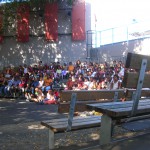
[54,89,60,101]
[66,77,74,90]
[18,77,27,97]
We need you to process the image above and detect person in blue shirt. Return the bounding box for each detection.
[4,76,14,97]
[11,76,21,97]
[31,77,39,95]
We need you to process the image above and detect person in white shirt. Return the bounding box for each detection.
[82,77,90,90]
[38,77,44,88]
[110,74,121,90]
[88,77,94,90]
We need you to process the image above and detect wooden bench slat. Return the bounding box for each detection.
[41,116,101,124]
[125,52,150,70]
[88,99,150,110]
[51,119,101,128]
[126,89,150,99]
[60,89,125,102]
[123,72,150,88]
[110,104,150,113]
[87,99,150,117]
[42,115,99,123]
[87,102,150,117]
[41,116,101,133]
[87,99,150,108]
[58,100,113,113]
[106,102,150,112]
[87,101,132,110]
[48,120,101,132]
[104,104,150,117]
[49,117,101,128]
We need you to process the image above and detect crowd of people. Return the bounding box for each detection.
[0,59,126,104]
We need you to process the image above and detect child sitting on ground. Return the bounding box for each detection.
[25,82,32,101]
[31,88,45,103]
[40,90,57,104]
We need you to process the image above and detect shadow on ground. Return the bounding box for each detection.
[0,98,100,150]
[0,98,64,125]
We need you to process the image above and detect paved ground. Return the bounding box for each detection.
[83,133,150,150]
[0,98,59,126]
[1,98,150,150]
[0,98,100,150]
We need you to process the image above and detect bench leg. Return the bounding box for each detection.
[100,114,113,145]
[49,129,54,149]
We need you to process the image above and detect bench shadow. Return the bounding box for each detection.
[53,140,99,150]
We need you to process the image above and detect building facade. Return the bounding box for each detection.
[0,0,91,69]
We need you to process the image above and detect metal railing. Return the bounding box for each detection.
[86,20,150,51]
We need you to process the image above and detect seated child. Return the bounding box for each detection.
[42,90,57,104]
[31,88,44,103]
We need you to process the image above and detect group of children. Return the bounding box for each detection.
[0,59,126,105]
[25,88,59,104]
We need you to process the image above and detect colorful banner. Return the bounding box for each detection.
[17,3,29,42]
[72,0,85,41]
[45,2,58,41]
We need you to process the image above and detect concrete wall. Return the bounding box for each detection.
[0,0,92,69]
[90,37,150,63]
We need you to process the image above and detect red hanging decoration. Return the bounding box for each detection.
[72,0,85,41]
[17,4,30,42]
[45,2,58,41]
